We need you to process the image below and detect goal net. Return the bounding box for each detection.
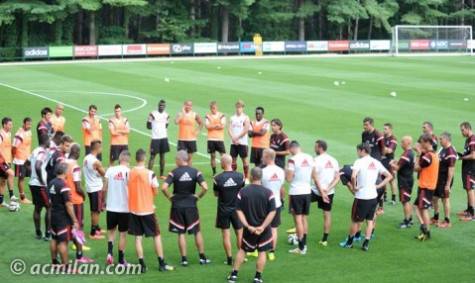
[391,25,473,56]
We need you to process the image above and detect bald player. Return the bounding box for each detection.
[51,103,66,133]
[175,100,203,165]
[213,154,245,265]
[390,136,415,228]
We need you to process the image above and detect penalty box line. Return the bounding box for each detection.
[0,82,212,161]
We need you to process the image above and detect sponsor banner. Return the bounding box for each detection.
[410,39,430,50]
[98,44,123,56]
[194,42,218,54]
[448,40,467,49]
[49,46,73,58]
[349,40,370,51]
[262,41,285,53]
[74,45,98,57]
[398,40,410,50]
[429,40,448,50]
[469,39,475,50]
[370,40,391,51]
[240,41,256,53]
[146,44,170,55]
[284,41,306,52]
[123,44,146,56]
[217,42,240,53]
[328,40,349,51]
[306,41,328,52]
[171,43,193,55]
[23,47,48,58]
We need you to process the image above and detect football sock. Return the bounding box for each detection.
[108,241,113,255]
[433,212,439,220]
[119,250,125,264]
[255,272,262,279]
[322,233,329,242]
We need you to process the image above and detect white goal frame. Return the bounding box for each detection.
[392,25,473,56]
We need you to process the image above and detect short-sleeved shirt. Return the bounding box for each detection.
[362,130,384,161]
[83,154,103,193]
[229,114,250,146]
[352,155,388,200]
[261,164,285,208]
[29,146,48,186]
[383,135,398,160]
[105,165,130,213]
[313,153,339,196]
[397,149,415,182]
[36,120,54,143]
[149,111,169,139]
[438,146,457,175]
[49,177,72,225]
[236,184,276,227]
[165,166,205,208]
[213,171,245,214]
[46,149,66,183]
[270,132,289,168]
[287,152,315,195]
[462,135,475,172]
[418,134,438,151]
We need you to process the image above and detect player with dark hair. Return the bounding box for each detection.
[229,100,251,181]
[147,100,170,179]
[109,104,130,165]
[37,107,54,144]
[418,121,438,151]
[459,121,475,221]
[0,117,16,203]
[82,104,103,160]
[12,117,33,204]
[269,119,289,169]
[249,107,270,167]
[46,135,73,185]
[382,123,398,204]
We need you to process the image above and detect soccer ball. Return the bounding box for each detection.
[287,233,298,245]
[8,201,20,212]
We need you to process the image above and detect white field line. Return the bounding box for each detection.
[0,82,211,160]
[0,52,470,68]
[156,161,210,168]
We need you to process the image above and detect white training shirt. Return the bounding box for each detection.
[312,153,340,196]
[28,147,48,186]
[352,155,388,200]
[287,152,315,195]
[105,165,130,213]
[229,113,249,146]
[149,110,169,139]
[262,164,285,208]
[83,154,103,193]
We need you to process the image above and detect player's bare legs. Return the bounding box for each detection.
[194,231,205,254]
[178,233,187,258]
[222,229,232,259]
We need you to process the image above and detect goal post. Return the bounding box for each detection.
[391,25,473,56]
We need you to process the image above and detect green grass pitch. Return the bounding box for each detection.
[0,55,474,283]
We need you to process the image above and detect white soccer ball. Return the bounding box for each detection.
[333,81,340,86]
[8,201,20,212]
[287,233,298,245]
[341,81,346,85]
[258,71,263,75]
[164,77,170,83]
[390,91,397,97]
[464,98,469,102]
[217,66,222,70]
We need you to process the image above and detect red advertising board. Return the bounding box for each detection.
[328,40,349,51]
[123,44,146,55]
[410,40,430,50]
[147,44,170,55]
[74,45,98,57]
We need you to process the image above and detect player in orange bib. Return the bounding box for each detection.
[0,117,16,203]
[248,107,270,167]
[108,104,130,165]
[82,105,103,161]
[175,100,203,165]
[206,101,226,175]
[414,133,440,241]
[12,117,33,204]
[51,103,66,133]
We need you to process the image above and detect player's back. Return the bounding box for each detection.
[238,184,275,227]
[314,153,339,195]
[166,166,203,208]
[288,152,314,195]
[83,154,102,192]
[261,164,285,207]
[29,147,47,186]
[106,165,130,213]
[214,171,245,212]
[128,166,156,215]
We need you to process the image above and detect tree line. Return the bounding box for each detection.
[0,0,474,48]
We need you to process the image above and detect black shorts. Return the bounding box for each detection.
[73,204,84,229]
[339,165,352,186]
[289,194,311,215]
[110,145,128,162]
[414,188,434,210]
[14,164,30,178]
[351,198,378,222]
[107,211,129,232]
[128,213,160,237]
[0,162,10,178]
[208,140,226,154]
[250,147,264,165]
[230,144,248,159]
[169,207,200,234]
[85,146,102,161]
[462,171,475,190]
[399,187,413,204]
[377,188,385,201]
[434,174,453,199]
[271,207,281,228]
[88,191,103,213]
[177,140,197,154]
[51,225,71,243]
[30,185,50,208]
[242,227,273,253]
[150,138,170,155]
[275,156,286,169]
[381,158,393,171]
[216,210,242,230]
[314,194,334,212]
